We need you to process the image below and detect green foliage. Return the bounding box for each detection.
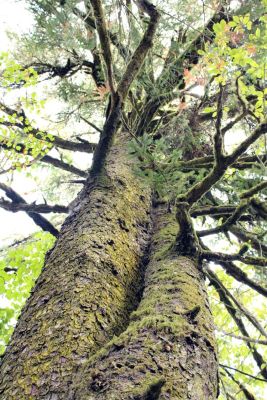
[129,128,206,200]
[0,52,38,88]
[0,52,53,172]
[0,232,55,354]
[199,8,266,120]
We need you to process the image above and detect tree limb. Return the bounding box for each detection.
[222,367,257,400]
[0,102,96,153]
[179,121,267,206]
[90,0,116,96]
[218,330,267,345]
[0,183,59,237]
[207,268,267,378]
[220,364,267,383]
[202,250,267,267]
[0,199,68,214]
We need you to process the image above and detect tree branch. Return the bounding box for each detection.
[202,250,267,267]
[198,199,250,237]
[218,330,267,345]
[0,140,88,177]
[0,183,59,237]
[179,121,267,206]
[220,364,267,383]
[90,0,160,176]
[0,199,68,214]
[206,267,267,338]
[90,0,116,96]
[0,102,96,153]
[222,367,257,400]
[207,268,267,379]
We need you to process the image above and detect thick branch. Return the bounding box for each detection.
[90,0,160,176]
[180,122,267,206]
[230,226,267,258]
[240,181,267,199]
[41,155,88,177]
[117,0,160,101]
[202,250,267,267]
[0,140,88,177]
[0,199,68,214]
[197,199,249,237]
[0,183,58,237]
[90,0,116,95]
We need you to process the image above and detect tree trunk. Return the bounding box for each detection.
[71,206,218,399]
[0,136,218,399]
[0,134,152,399]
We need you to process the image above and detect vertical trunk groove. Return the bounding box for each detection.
[0,134,152,399]
[73,206,218,399]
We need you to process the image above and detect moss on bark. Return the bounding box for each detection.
[0,134,152,399]
[72,206,219,399]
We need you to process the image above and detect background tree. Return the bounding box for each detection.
[0,0,266,398]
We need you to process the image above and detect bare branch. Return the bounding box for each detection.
[220,364,267,383]
[218,330,267,345]
[0,183,59,237]
[202,250,267,267]
[222,367,257,400]
[207,268,267,378]
[0,199,68,214]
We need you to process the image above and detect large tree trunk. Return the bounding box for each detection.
[71,206,218,399]
[0,135,218,399]
[0,134,152,399]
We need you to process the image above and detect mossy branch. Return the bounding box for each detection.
[0,183,59,237]
[89,0,116,97]
[178,121,267,206]
[202,250,267,267]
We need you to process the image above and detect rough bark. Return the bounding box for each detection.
[72,207,218,399]
[0,133,152,399]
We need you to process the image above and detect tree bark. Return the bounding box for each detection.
[71,206,219,399]
[0,136,218,399]
[0,133,152,399]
